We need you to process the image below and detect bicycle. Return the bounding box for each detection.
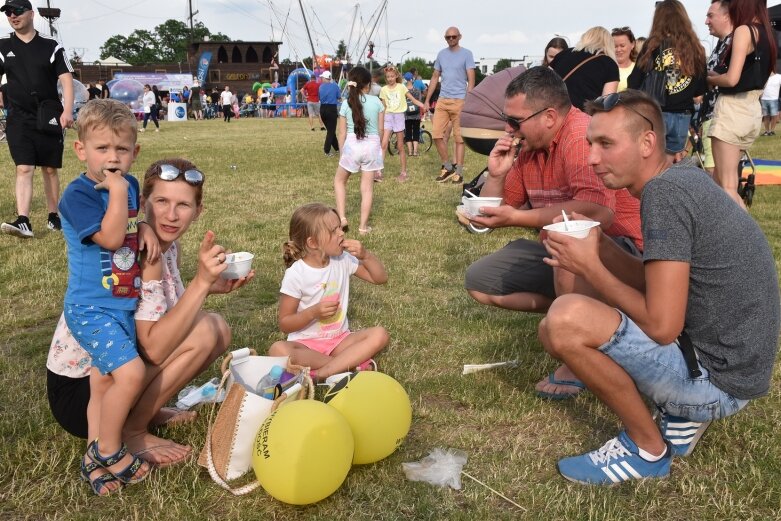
[387,128,433,156]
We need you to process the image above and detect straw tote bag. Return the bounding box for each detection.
[198,348,313,495]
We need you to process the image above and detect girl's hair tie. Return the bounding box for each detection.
[347,81,357,87]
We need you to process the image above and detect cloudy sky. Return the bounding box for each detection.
[16,0,781,65]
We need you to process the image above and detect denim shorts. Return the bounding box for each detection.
[662,111,691,154]
[599,311,748,422]
[761,99,779,117]
[63,303,139,375]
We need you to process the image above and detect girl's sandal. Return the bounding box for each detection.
[358,227,372,235]
[340,217,349,232]
[397,172,408,183]
[88,439,152,485]
[81,456,122,496]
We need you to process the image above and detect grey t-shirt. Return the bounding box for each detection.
[641,165,780,399]
[434,47,475,99]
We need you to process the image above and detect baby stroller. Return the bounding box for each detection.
[689,112,756,208]
[457,65,526,233]
[738,151,756,207]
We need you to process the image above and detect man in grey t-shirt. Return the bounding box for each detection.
[423,26,475,184]
[538,90,780,486]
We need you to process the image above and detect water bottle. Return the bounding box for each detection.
[176,377,221,409]
[256,365,284,399]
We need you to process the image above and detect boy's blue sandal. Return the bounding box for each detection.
[557,431,672,485]
[81,457,121,496]
[88,439,151,484]
[536,372,586,400]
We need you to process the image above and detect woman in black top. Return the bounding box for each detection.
[707,0,777,208]
[551,27,619,111]
[628,0,706,161]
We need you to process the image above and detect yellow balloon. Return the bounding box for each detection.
[252,400,354,505]
[324,372,412,465]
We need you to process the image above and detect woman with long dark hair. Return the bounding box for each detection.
[707,0,777,208]
[542,37,568,67]
[333,66,385,234]
[629,0,706,161]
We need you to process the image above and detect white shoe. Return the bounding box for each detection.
[323,371,353,386]
[139,128,145,132]
[155,128,159,132]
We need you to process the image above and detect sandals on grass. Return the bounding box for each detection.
[87,439,152,485]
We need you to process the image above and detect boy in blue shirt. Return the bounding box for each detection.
[59,99,154,494]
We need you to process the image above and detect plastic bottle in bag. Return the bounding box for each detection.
[256,365,284,399]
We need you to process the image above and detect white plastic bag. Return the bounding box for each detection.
[402,448,468,490]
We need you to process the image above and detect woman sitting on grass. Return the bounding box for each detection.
[47,158,254,489]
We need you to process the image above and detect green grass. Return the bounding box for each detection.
[1,117,780,520]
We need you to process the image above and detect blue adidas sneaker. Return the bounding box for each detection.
[558,431,671,485]
[658,413,711,457]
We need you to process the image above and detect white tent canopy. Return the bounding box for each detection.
[94,56,131,67]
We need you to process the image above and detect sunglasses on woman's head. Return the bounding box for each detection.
[593,93,654,131]
[148,164,204,185]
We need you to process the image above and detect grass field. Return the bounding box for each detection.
[1,116,780,520]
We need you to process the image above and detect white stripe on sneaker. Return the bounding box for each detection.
[670,427,703,436]
[601,466,621,483]
[620,461,643,479]
[610,464,630,481]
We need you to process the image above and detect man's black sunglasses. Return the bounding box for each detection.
[444,35,459,40]
[593,93,655,132]
[500,107,548,131]
[5,7,29,16]
[147,164,204,185]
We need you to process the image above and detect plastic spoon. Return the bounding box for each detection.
[561,210,570,231]
[464,189,478,198]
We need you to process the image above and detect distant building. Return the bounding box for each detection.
[474,57,540,75]
[70,40,308,96]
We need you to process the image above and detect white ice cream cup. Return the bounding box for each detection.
[220,252,254,279]
[542,220,600,239]
[461,196,502,217]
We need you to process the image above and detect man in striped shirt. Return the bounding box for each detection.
[465,66,641,399]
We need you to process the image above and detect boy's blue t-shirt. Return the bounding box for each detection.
[339,95,384,136]
[59,173,141,310]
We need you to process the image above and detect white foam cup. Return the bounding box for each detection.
[461,196,502,217]
[542,220,600,239]
[220,252,254,279]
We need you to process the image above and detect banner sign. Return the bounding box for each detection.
[113,72,194,90]
[196,51,212,85]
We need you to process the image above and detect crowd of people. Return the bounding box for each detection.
[1,0,780,494]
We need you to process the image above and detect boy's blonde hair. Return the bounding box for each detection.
[76,98,138,141]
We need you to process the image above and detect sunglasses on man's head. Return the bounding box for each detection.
[500,107,548,131]
[593,93,654,132]
[5,7,29,16]
[148,164,204,186]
